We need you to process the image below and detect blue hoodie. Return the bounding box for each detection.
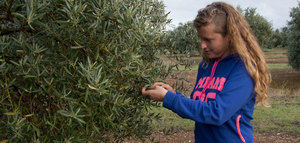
[163,54,255,143]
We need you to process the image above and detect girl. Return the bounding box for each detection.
[142,2,270,143]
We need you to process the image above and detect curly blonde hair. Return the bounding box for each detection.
[193,2,270,107]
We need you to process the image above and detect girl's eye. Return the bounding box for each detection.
[202,38,212,42]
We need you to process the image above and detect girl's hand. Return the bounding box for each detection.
[142,86,168,102]
[153,82,176,94]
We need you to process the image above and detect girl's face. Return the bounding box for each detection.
[197,24,231,59]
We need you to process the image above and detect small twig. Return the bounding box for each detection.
[0,27,23,35]
[0,26,34,36]
[7,0,14,20]
[5,76,14,109]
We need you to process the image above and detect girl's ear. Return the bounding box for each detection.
[225,35,231,45]
[225,34,231,41]
[224,35,233,51]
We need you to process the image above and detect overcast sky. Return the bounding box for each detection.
[163,0,298,30]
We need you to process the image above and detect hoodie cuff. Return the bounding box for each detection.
[163,91,177,109]
[175,90,184,96]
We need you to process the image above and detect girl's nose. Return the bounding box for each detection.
[201,41,207,49]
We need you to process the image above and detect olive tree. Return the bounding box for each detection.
[286,2,300,70]
[0,0,170,142]
[242,7,274,49]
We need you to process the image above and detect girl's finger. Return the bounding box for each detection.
[153,82,165,86]
[161,84,176,93]
[161,84,169,89]
[146,85,156,90]
[142,87,149,96]
[161,84,172,90]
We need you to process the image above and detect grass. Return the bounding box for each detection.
[268,63,291,69]
[151,105,194,132]
[252,88,300,134]
[151,88,300,134]
[265,54,287,58]
[161,54,288,60]
[263,48,287,53]
[166,63,290,71]
[170,64,199,71]
[159,56,201,60]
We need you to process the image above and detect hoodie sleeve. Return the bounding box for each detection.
[162,62,254,126]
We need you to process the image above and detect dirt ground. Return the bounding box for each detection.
[125,130,300,143]
[266,58,288,63]
[145,130,300,143]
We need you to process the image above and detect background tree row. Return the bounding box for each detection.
[162,4,299,70]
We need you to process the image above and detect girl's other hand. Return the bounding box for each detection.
[142,86,168,102]
[153,82,176,94]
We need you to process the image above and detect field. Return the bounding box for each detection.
[139,49,300,143]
